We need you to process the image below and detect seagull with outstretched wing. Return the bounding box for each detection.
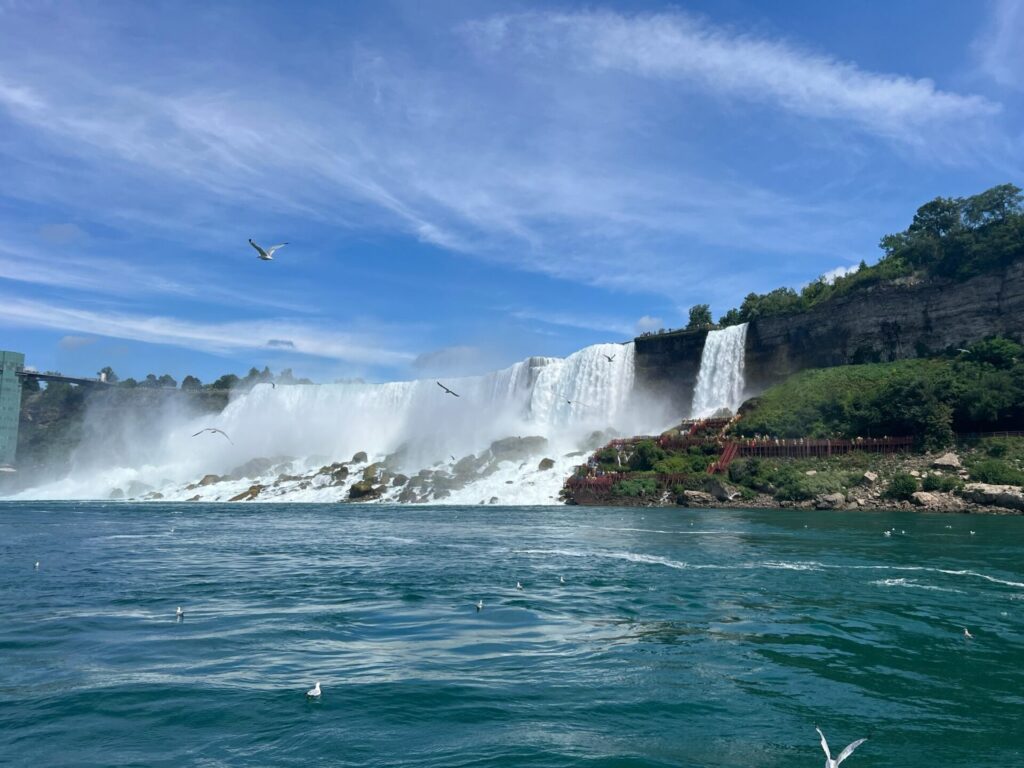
[249,239,288,261]
[436,381,460,398]
[602,353,615,362]
[192,427,234,445]
[816,727,866,767]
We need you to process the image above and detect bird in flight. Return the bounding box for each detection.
[436,382,460,397]
[192,427,234,444]
[602,353,615,362]
[816,727,866,767]
[249,239,288,261]
[566,399,592,408]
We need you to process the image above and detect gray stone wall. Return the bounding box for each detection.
[634,261,1024,414]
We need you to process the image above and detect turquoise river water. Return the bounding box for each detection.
[0,502,1022,766]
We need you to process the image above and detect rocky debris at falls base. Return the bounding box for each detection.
[122,433,618,505]
[566,443,1024,515]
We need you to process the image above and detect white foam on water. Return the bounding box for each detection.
[871,578,963,593]
[13,342,675,505]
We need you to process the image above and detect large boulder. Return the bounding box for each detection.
[488,436,548,462]
[538,458,556,471]
[961,483,1024,512]
[351,451,368,464]
[932,452,962,470]
[228,457,274,480]
[814,492,847,510]
[860,471,879,486]
[679,490,717,506]
[348,481,382,500]
[229,484,264,502]
[911,491,942,508]
[198,473,222,487]
[703,478,740,502]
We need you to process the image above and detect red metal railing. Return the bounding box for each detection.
[732,436,914,458]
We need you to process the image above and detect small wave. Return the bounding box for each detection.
[758,561,823,572]
[871,578,963,593]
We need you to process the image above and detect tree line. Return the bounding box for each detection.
[94,366,313,391]
[681,183,1024,329]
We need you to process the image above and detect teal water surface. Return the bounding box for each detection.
[1,503,1022,767]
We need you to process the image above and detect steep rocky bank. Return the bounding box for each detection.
[634,260,1024,412]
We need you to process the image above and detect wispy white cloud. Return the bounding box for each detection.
[0,27,876,302]
[974,0,1024,90]
[0,294,415,367]
[634,315,664,334]
[58,335,96,350]
[509,307,645,337]
[820,264,858,284]
[467,10,1000,147]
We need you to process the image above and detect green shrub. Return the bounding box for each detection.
[922,474,963,492]
[628,441,666,471]
[886,473,919,500]
[611,477,658,497]
[968,459,1024,486]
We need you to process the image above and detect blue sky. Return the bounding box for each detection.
[1,0,1022,384]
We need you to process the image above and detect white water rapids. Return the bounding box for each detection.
[14,342,676,504]
[691,323,748,418]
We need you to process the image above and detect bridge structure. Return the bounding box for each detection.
[0,350,110,468]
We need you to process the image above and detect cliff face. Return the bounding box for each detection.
[635,260,1024,415]
[633,328,709,413]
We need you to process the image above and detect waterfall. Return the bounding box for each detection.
[691,323,748,418]
[15,342,657,504]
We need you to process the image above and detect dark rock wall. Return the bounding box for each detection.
[634,261,1024,414]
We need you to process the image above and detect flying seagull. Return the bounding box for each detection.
[306,681,321,698]
[603,353,616,362]
[816,727,866,767]
[436,381,460,398]
[566,399,592,408]
[192,428,234,444]
[249,239,288,261]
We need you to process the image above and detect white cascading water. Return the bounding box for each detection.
[690,323,748,418]
[15,342,667,505]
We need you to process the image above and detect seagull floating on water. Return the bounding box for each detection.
[34,561,40,569]
[970,530,976,535]
[816,726,866,767]
[192,427,233,444]
[249,239,288,261]
[436,381,460,398]
[306,681,321,698]
[963,627,974,639]
[516,581,524,590]
[176,606,185,619]
[559,576,565,584]
[883,530,892,537]
[476,600,484,612]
